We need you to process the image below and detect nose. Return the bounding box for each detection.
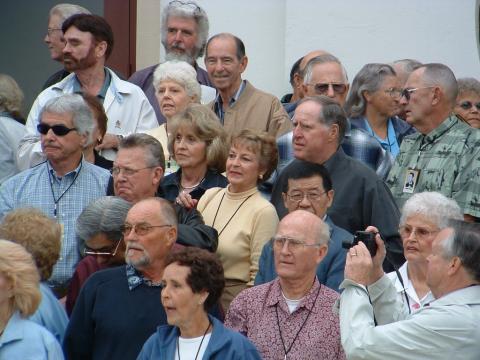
[399,93,408,106]
[298,195,311,208]
[326,84,335,98]
[63,42,71,54]
[174,30,183,42]
[280,240,291,255]
[213,60,224,73]
[44,33,50,43]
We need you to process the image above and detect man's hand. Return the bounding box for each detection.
[95,133,119,151]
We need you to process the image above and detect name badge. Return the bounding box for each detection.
[403,168,420,193]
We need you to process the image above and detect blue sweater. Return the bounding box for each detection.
[137,315,261,359]
[255,216,352,292]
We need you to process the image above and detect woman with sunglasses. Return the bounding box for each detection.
[455,77,480,129]
[66,196,131,315]
[344,63,415,161]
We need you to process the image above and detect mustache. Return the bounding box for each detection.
[126,242,146,252]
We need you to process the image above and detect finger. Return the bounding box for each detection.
[355,242,370,258]
[365,225,379,233]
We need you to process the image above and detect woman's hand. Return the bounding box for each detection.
[176,190,198,210]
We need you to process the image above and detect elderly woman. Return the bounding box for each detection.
[388,192,463,314]
[66,196,131,315]
[0,240,64,359]
[146,61,214,174]
[344,63,415,159]
[0,74,27,184]
[197,129,279,311]
[138,247,261,359]
[160,103,229,207]
[0,208,68,342]
[455,77,480,128]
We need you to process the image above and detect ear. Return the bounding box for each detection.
[363,90,372,103]
[79,131,89,148]
[325,189,334,208]
[239,56,248,73]
[328,124,339,143]
[165,226,178,247]
[302,83,309,96]
[152,166,164,187]
[315,244,328,264]
[95,40,108,59]
[282,192,288,208]
[447,256,462,276]
[431,86,441,106]
[293,73,303,90]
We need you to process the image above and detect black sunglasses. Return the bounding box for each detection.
[37,123,77,136]
[308,83,347,95]
[458,101,480,111]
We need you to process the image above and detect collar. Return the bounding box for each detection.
[266,277,321,314]
[72,68,111,103]
[0,312,23,346]
[214,80,246,118]
[422,115,458,143]
[126,264,163,291]
[46,157,83,181]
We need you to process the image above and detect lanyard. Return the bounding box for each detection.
[47,161,82,218]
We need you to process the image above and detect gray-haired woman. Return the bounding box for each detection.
[455,77,480,129]
[66,196,131,315]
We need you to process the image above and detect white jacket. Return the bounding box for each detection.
[18,68,157,167]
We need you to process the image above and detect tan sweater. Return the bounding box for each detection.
[208,81,292,138]
[197,185,279,285]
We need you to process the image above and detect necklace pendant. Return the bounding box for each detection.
[284,355,287,360]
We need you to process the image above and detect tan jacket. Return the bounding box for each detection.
[209,80,292,138]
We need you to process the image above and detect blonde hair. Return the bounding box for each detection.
[168,104,229,172]
[0,240,41,317]
[0,208,61,281]
[0,74,24,119]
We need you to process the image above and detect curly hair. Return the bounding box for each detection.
[231,130,278,184]
[165,247,224,311]
[0,208,61,281]
[0,240,41,317]
[168,104,229,172]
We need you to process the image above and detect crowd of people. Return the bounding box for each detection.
[0,1,479,359]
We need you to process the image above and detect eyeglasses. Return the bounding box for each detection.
[84,239,122,257]
[110,166,155,177]
[286,190,327,203]
[272,236,322,252]
[168,0,202,14]
[122,222,172,236]
[458,101,480,111]
[384,88,403,99]
[37,123,77,136]
[46,28,62,36]
[399,225,439,241]
[401,86,435,101]
[306,83,347,96]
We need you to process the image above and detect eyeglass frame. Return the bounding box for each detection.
[46,28,62,36]
[83,238,122,257]
[122,222,172,236]
[399,225,439,241]
[110,166,156,177]
[286,190,328,203]
[401,86,436,101]
[384,88,403,99]
[271,236,323,252]
[37,123,77,136]
[306,82,348,95]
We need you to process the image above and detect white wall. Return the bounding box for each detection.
[150,0,480,98]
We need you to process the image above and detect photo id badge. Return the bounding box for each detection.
[403,168,420,193]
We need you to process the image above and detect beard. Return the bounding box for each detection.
[125,243,151,268]
[63,45,97,71]
[165,42,199,65]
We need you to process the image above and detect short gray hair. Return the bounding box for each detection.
[50,3,91,23]
[441,220,480,282]
[76,196,132,245]
[160,1,209,59]
[315,218,330,246]
[119,133,166,171]
[344,63,396,118]
[419,63,458,105]
[400,192,463,229]
[153,61,201,100]
[457,77,480,97]
[392,59,422,74]
[297,95,348,144]
[303,54,348,85]
[40,94,95,145]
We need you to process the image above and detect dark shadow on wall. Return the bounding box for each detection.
[0,0,104,117]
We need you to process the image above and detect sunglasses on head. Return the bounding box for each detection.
[458,101,480,111]
[37,123,77,136]
[308,83,347,95]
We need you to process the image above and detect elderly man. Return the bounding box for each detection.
[0,94,110,292]
[340,220,480,359]
[271,96,404,271]
[226,210,344,359]
[256,161,352,292]
[43,3,90,89]
[19,14,157,167]
[129,0,213,124]
[109,133,217,251]
[205,33,291,137]
[386,63,480,222]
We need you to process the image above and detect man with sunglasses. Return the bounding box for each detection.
[19,14,157,168]
[65,197,222,360]
[386,63,480,223]
[129,0,214,125]
[226,210,344,359]
[0,94,110,295]
[256,161,352,293]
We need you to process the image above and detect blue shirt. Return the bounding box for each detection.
[362,117,400,157]
[213,80,246,123]
[0,159,110,286]
[0,311,64,360]
[29,283,68,343]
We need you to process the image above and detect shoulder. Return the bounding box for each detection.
[231,281,271,307]
[128,65,157,82]
[109,68,147,96]
[83,266,126,290]
[82,161,110,177]
[243,81,280,104]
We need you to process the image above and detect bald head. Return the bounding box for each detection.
[278,210,329,246]
[293,50,331,100]
[299,50,331,71]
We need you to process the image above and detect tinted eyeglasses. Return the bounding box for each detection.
[458,101,480,111]
[83,239,122,257]
[307,83,347,95]
[37,123,77,136]
[401,86,435,101]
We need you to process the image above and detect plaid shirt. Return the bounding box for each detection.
[386,115,480,218]
[0,159,110,286]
